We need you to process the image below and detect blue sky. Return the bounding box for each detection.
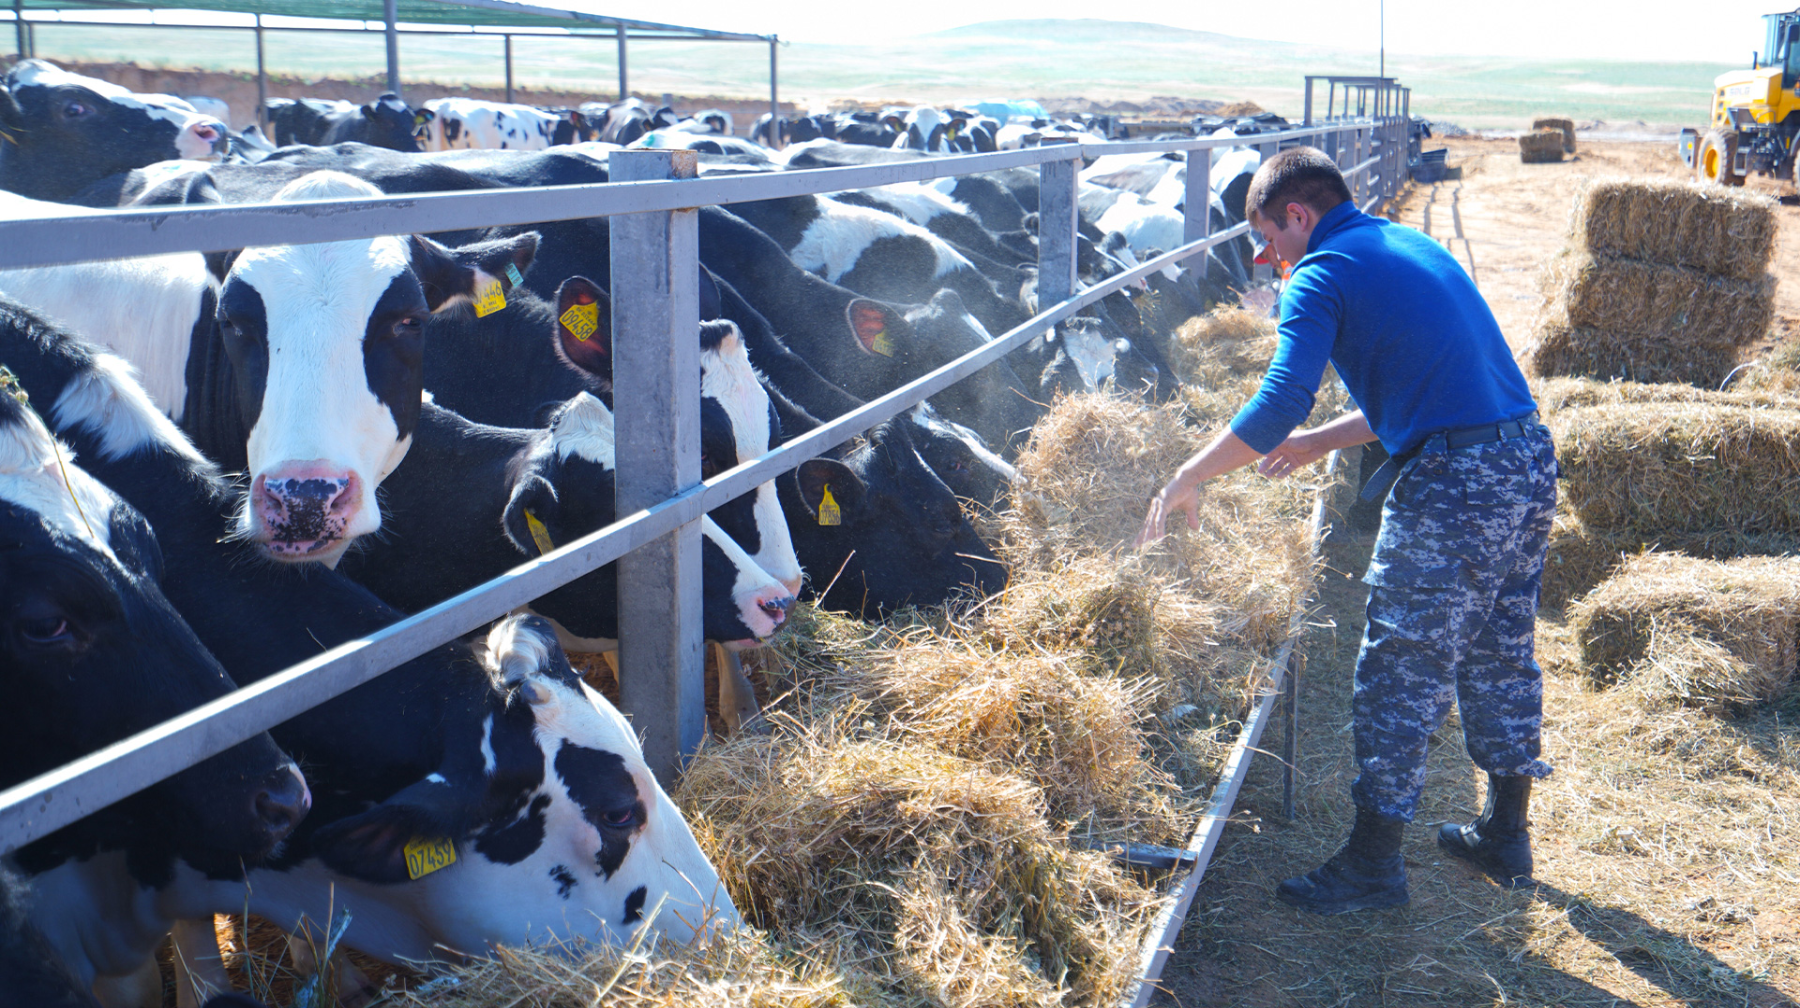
[580,1,1786,63]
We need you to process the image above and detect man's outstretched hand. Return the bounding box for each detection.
[1135,477,1200,549]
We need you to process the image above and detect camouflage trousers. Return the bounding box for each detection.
[1352,423,1558,822]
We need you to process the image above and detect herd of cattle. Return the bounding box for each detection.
[0,58,1271,1007]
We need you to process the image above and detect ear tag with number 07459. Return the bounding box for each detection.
[473,276,507,318]
[817,484,841,526]
[560,301,600,342]
[403,836,456,880]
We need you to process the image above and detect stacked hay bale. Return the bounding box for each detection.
[1531,116,1577,153]
[1519,128,1566,163]
[1530,178,1779,388]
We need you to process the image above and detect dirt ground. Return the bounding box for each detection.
[1149,141,1800,1008]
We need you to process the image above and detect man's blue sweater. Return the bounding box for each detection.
[1229,201,1536,457]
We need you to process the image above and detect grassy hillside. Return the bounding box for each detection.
[17,16,1731,129]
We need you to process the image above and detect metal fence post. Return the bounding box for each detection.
[254,14,267,129]
[616,26,628,102]
[382,0,401,99]
[609,149,704,787]
[503,35,514,104]
[1184,146,1211,280]
[1036,139,1080,310]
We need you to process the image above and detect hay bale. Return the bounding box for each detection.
[1541,510,1634,614]
[1550,402,1800,538]
[1571,553,1800,709]
[1734,340,1800,395]
[1519,129,1565,164]
[1531,375,1800,412]
[1541,250,1775,344]
[1568,177,1777,282]
[1532,116,1576,152]
[1529,320,1742,387]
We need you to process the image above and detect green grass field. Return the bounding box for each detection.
[18,16,1731,129]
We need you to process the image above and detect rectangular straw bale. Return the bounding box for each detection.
[1531,375,1800,413]
[1551,402,1800,537]
[1519,129,1565,163]
[1545,249,1776,343]
[1539,502,1800,612]
[1734,340,1800,395]
[1568,177,1777,282]
[1531,116,1576,152]
[1570,553,1800,707]
[1529,320,1741,388]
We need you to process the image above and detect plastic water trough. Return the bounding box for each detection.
[1115,448,1347,1008]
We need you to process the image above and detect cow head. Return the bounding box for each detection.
[552,276,803,598]
[0,392,306,868]
[907,401,1018,507]
[363,92,428,153]
[308,616,739,948]
[791,418,1007,618]
[0,61,227,201]
[217,170,537,565]
[499,393,794,647]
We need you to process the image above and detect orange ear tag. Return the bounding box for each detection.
[560,301,600,342]
[817,484,842,526]
[473,275,507,318]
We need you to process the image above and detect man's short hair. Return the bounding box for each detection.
[1244,147,1352,230]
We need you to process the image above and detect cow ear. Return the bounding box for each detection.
[309,775,468,885]
[554,275,612,378]
[796,459,865,521]
[846,299,905,358]
[204,250,238,282]
[360,102,381,119]
[408,232,541,313]
[502,473,562,557]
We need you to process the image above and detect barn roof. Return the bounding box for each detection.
[5,0,771,42]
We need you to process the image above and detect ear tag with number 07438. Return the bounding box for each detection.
[560,301,600,342]
[473,276,507,318]
[403,836,456,880]
[817,484,842,526]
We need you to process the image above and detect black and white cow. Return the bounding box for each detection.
[166,615,738,993]
[265,93,432,152]
[0,296,739,999]
[0,61,227,201]
[421,98,585,152]
[193,170,537,563]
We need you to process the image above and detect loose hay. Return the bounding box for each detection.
[1567,177,1778,282]
[1734,339,1800,395]
[1531,116,1576,152]
[1531,374,1800,411]
[1550,402,1800,537]
[1519,128,1566,163]
[1538,249,1775,345]
[1570,552,1800,711]
[1528,320,1743,387]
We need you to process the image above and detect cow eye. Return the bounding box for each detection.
[600,806,639,830]
[62,101,91,119]
[18,616,72,646]
[392,316,423,337]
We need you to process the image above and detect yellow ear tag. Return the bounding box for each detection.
[473,275,507,318]
[403,836,457,880]
[523,509,556,555]
[560,301,600,342]
[867,328,897,358]
[817,484,842,526]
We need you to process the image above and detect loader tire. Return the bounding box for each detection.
[1698,129,1745,187]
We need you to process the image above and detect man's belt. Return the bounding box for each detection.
[1358,412,1540,504]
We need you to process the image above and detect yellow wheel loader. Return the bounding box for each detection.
[1681,7,1800,185]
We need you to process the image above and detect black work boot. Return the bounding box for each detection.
[1438,772,1534,888]
[1276,805,1409,914]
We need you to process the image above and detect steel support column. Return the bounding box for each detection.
[12,0,23,59]
[382,0,401,98]
[1035,140,1080,309]
[1184,146,1211,279]
[503,34,513,104]
[254,14,267,128]
[616,26,628,102]
[609,149,703,787]
[768,36,780,147]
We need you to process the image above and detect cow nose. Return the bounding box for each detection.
[253,764,311,842]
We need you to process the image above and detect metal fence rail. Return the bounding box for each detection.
[0,115,1405,852]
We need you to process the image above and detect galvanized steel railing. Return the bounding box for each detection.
[0,116,1403,852]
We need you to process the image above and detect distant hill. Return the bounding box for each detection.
[14,16,1732,129]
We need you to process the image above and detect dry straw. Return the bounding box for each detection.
[1531,116,1576,152]
[1528,321,1742,387]
[1734,340,1800,395]
[1539,249,1775,345]
[1532,374,1800,412]
[1567,177,1777,282]
[1550,402,1800,538]
[1519,129,1565,163]
[1570,552,1800,711]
